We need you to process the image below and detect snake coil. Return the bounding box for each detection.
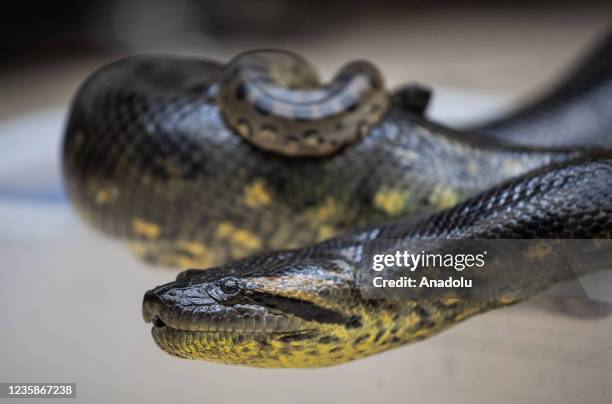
[218,50,389,156]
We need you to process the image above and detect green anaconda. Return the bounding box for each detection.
[142,156,612,367]
[62,31,612,367]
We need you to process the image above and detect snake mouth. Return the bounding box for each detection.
[144,309,307,336]
[147,312,321,355]
[142,290,305,335]
[149,318,317,340]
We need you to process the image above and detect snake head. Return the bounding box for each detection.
[141,251,378,367]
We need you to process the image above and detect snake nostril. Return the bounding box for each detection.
[142,290,165,323]
[152,316,166,328]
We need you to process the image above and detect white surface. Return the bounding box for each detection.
[1,96,612,404]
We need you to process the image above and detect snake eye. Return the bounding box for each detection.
[220,277,241,295]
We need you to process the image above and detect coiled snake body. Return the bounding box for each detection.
[63,32,612,367]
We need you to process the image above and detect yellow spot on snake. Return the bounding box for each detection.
[132,218,160,239]
[442,298,460,306]
[215,222,261,251]
[413,328,434,338]
[95,187,118,205]
[373,188,407,215]
[176,255,214,269]
[177,241,207,256]
[128,241,217,268]
[237,121,251,137]
[244,179,272,208]
[454,306,481,322]
[233,230,261,250]
[216,222,235,238]
[317,225,336,241]
[428,186,459,209]
[307,197,339,223]
[441,292,460,306]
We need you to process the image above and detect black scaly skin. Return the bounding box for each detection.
[142,156,612,367]
[63,45,612,267]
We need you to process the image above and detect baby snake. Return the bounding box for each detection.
[63,30,612,367]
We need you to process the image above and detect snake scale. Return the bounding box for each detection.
[63,30,612,367]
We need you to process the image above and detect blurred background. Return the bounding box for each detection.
[1,1,612,403]
[2,0,612,121]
